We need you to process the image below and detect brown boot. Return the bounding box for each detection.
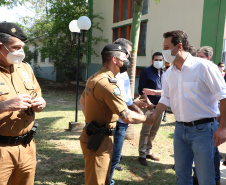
[138,157,148,166]
[146,154,160,161]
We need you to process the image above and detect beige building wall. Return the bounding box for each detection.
[28,41,53,68]
[92,0,204,66]
[27,41,56,81]
[92,0,114,64]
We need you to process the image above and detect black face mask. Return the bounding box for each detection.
[119,59,130,73]
[165,66,170,69]
[128,54,132,62]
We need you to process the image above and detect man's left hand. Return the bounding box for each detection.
[213,127,226,147]
[134,97,148,109]
[31,97,46,112]
[143,88,157,95]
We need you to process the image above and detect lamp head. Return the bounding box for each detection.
[77,16,91,31]
[69,20,80,33]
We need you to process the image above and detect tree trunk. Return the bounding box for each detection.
[129,0,144,99]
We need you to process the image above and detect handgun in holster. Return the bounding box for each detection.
[85,121,105,151]
[24,123,39,145]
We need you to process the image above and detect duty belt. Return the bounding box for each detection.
[179,118,214,127]
[85,121,117,136]
[105,128,117,136]
[0,123,39,145]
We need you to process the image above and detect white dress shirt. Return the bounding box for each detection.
[159,53,226,122]
[116,72,133,123]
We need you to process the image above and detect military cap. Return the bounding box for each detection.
[101,44,128,55]
[0,22,27,41]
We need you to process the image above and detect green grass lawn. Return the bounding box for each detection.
[34,79,176,185]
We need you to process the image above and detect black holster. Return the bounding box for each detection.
[24,123,39,145]
[85,121,105,151]
[87,133,105,151]
[85,121,117,151]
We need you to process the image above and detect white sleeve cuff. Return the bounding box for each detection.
[215,89,226,101]
[159,96,170,107]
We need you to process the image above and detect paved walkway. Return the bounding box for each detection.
[218,142,226,184]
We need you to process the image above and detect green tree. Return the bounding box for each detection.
[129,0,160,97]
[22,0,107,81]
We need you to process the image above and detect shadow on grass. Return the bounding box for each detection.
[34,117,176,184]
[34,113,87,184]
[35,116,83,139]
[40,104,76,112]
[168,132,174,139]
[35,121,176,185]
[35,140,85,185]
[35,146,176,185]
[115,156,176,185]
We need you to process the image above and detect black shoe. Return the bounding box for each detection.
[193,176,199,185]
[115,163,123,171]
[162,117,167,122]
[138,157,148,166]
[172,164,175,171]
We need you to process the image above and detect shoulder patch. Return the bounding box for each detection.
[108,78,117,83]
[113,87,120,96]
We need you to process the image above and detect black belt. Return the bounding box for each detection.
[0,123,39,145]
[85,121,117,136]
[179,118,214,127]
[105,128,116,136]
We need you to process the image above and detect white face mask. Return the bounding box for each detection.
[219,66,225,73]
[153,60,163,69]
[162,45,178,64]
[0,45,25,65]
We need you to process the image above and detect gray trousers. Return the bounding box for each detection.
[138,110,163,158]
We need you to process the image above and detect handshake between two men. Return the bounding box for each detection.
[145,110,157,125]
[118,92,164,126]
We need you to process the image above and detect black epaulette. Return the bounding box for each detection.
[108,77,117,83]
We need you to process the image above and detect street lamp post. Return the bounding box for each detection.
[69,16,91,131]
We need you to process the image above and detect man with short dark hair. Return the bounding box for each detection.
[137,52,164,166]
[0,22,46,185]
[150,30,226,185]
[80,43,152,185]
